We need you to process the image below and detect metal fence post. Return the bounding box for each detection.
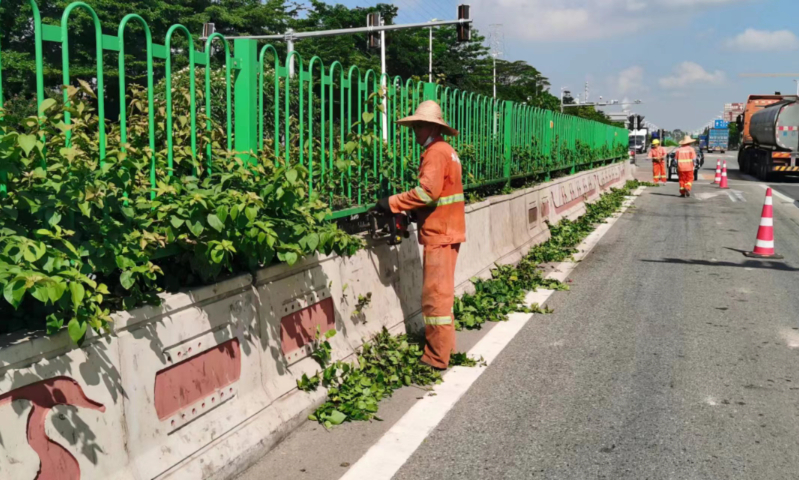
[234,38,258,165]
[503,100,514,181]
[423,82,437,101]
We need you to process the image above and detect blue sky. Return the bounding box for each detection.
[317,0,799,131]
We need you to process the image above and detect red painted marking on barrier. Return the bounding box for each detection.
[154,339,241,420]
[280,297,335,355]
[528,206,538,225]
[554,195,584,214]
[0,377,105,480]
[542,200,550,218]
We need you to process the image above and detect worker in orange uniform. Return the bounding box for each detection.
[648,139,667,184]
[373,100,465,370]
[675,135,697,197]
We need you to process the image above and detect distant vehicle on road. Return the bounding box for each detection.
[629,129,648,153]
[738,94,799,180]
[666,147,704,182]
[708,128,729,153]
[698,134,709,151]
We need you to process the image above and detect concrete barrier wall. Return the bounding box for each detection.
[0,162,631,480]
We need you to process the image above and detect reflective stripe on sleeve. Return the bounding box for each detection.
[424,316,453,325]
[435,193,465,206]
[415,186,434,205]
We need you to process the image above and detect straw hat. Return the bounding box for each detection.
[679,135,696,146]
[396,100,459,137]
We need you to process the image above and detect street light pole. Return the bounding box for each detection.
[493,55,497,99]
[380,18,388,142]
[287,28,295,78]
[429,25,433,83]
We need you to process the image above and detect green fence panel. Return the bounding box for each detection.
[0,0,629,215]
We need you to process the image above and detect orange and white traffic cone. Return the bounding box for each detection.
[745,188,783,259]
[719,161,729,189]
[713,159,721,184]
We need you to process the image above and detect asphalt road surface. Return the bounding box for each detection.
[238,154,799,480]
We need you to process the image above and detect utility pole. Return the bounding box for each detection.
[429,25,434,83]
[488,24,504,99]
[380,17,388,141]
[286,28,295,78]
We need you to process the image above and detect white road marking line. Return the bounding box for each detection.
[726,190,746,203]
[760,184,799,208]
[339,187,644,480]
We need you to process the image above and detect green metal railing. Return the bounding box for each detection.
[0,1,629,216]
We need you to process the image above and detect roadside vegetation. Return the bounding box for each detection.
[301,179,648,428]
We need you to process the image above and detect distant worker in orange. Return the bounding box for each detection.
[373,100,465,370]
[675,135,697,197]
[648,139,667,184]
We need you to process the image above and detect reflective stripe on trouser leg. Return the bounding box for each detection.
[679,170,693,192]
[421,243,460,369]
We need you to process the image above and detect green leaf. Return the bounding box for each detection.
[38,98,57,114]
[48,282,67,303]
[46,314,63,334]
[46,210,62,227]
[326,409,347,425]
[216,206,229,224]
[30,284,50,304]
[362,111,375,125]
[4,278,27,309]
[170,216,185,229]
[230,205,240,221]
[69,282,85,309]
[18,134,37,156]
[281,251,298,265]
[344,141,357,155]
[286,169,299,184]
[188,220,204,237]
[245,206,258,224]
[304,233,320,252]
[120,271,135,290]
[67,318,88,344]
[121,206,136,219]
[207,214,225,232]
[23,241,47,262]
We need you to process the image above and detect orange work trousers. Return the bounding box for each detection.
[652,160,667,183]
[421,243,460,369]
[678,170,693,194]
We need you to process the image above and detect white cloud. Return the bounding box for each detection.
[658,62,725,89]
[616,66,646,94]
[724,28,799,51]
[472,0,751,42]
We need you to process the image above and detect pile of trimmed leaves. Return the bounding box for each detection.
[303,328,442,428]
[301,180,647,428]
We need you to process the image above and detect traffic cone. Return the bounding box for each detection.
[719,161,729,189]
[713,159,721,184]
[745,188,783,259]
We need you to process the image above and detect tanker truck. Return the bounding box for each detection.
[738,94,799,180]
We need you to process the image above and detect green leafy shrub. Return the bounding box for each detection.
[0,82,362,343]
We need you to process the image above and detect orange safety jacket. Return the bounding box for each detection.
[648,146,667,161]
[675,146,697,172]
[389,137,466,245]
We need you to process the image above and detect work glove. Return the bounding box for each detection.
[372,197,391,214]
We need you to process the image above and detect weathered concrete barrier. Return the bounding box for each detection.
[0,161,631,480]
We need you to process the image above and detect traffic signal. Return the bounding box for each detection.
[457,4,471,42]
[627,115,635,130]
[636,115,645,130]
[367,13,381,49]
